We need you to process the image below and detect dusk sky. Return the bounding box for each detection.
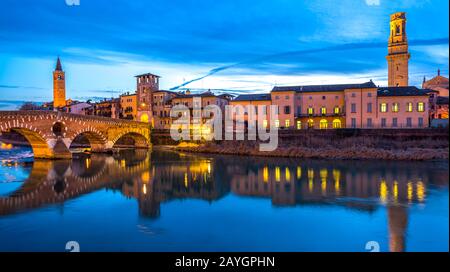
[0,0,448,108]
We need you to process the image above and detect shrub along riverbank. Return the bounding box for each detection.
[169,128,449,161]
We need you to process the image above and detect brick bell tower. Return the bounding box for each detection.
[386,12,410,87]
[53,57,66,108]
[136,73,160,127]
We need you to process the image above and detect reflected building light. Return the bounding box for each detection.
[416,181,425,203]
[308,169,314,192]
[184,173,188,188]
[320,169,327,195]
[85,158,91,169]
[275,167,281,182]
[207,162,211,175]
[120,159,126,168]
[141,171,150,183]
[296,167,302,179]
[333,169,341,195]
[393,181,398,202]
[285,167,291,182]
[407,182,413,203]
[380,179,388,204]
[263,166,269,183]
[142,184,147,195]
[0,143,13,150]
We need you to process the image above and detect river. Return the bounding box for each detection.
[0,146,448,252]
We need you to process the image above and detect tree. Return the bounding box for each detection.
[19,102,43,111]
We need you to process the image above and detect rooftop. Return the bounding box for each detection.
[272,81,377,93]
[135,72,161,78]
[377,86,430,97]
[233,93,271,101]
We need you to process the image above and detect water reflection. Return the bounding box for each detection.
[0,148,448,252]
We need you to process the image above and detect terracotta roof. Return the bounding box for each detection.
[272,81,377,93]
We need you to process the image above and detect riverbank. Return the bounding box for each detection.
[169,129,449,161]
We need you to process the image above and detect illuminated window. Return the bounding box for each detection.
[380,103,387,113]
[319,119,328,129]
[332,119,341,129]
[296,120,302,130]
[392,103,399,112]
[307,119,314,128]
[334,106,340,114]
[406,102,413,112]
[285,119,290,127]
[262,120,268,128]
[308,107,314,115]
[321,107,327,115]
[417,102,425,112]
[275,120,280,128]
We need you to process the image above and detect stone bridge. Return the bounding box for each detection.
[0,111,151,159]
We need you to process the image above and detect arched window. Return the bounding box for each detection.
[140,113,149,123]
[307,119,314,128]
[319,119,328,129]
[332,119,342,129]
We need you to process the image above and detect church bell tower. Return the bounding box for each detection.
[53,57,66,108]
[386,12,410,87]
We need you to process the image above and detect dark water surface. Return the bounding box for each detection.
[0,146,448,252]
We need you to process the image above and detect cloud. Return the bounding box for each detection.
[365,0,381,6]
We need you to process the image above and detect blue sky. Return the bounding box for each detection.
[0,0,448,107]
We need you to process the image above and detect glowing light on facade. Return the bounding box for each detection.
[393,181,398,202]
[85,158,91,169]
[0,143,13,150]
[380,180,388,204]
[296,167,302,179]
[275,167,281,182]
[407,182,413,203]
[285,167,291,182]
[263,166,269,183]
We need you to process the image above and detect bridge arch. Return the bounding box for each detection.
[112,130,150,149]
[0,120,55,159]
[69,127,108,152]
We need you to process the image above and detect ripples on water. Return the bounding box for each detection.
[0,145,448,252]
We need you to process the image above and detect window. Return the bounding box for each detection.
[308,107,314,115]
[351,103,356,113]
[392,118,398,127]
[322,96,326,100]
[307,119,314,128]
[261,105,267,115]
[275,96,279,100]
[380,103,387,113]
[334,106,340,115]
[417,102,425,112]
[381,118,387,128]
[296,120,302,130]
[351,118,356,128]
[418,117,424,127]
[368,92,372,97]
[275,120,280,128]
[284,106,291,114]
[367,103,372,113]
[406,117,412,127]
[332,119,341,129]
[263,120,268,128]
[320,119,328,129]
[285,120,290,128]
[296,106,301,116]
[351,93,356,98]
[285,95,289,100]
[392,103,399,113]
[367,118,373,128]
[321,107,327,115]
[406,102,413,112]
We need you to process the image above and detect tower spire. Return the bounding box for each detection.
[55,56,63,71]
